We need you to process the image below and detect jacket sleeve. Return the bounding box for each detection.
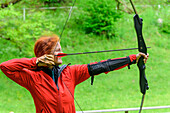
[67,64,91,86]
[87,54,136,85]
[0,58,38,88]
[67,54,136,86]
[88,54,137,76]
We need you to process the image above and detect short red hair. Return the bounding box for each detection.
[34,35,60,57]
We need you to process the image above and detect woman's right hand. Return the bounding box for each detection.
[36,54,55,67]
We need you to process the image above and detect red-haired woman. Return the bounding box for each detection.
[0,35,149,113]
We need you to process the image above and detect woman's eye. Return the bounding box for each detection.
[55,49,61,52]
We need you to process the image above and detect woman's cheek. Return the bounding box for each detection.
[58,58,62,64]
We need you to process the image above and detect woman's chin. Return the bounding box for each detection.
[55,61,62,65]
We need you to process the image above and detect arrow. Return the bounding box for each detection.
[55,47,151,57]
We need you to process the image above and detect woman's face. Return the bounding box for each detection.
[53,42,62,65]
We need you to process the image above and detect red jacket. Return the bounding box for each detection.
[0,55,136,113]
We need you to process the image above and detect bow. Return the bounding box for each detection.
[129,0,149,113]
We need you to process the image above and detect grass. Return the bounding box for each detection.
[0,32,170,113]
[0,1,170,113]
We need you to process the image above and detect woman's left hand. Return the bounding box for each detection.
[136,52,149,63]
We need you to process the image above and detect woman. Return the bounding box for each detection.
[0,35,149,113]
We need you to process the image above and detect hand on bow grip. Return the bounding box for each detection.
[136,52,149,64]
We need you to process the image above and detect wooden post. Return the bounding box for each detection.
[125,111,128,113]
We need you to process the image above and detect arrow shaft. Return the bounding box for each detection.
[56,47,151,57]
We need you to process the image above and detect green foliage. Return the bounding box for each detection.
[156,7,170,34]
[0,7,38,56]
[76,0,122,38]
[160,21,170,33]
[40,0,58,2]
[39,0,67,3]
[38,0,73,7]
[0,5,69,57]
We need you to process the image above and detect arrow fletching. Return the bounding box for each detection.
[57,53,68,57]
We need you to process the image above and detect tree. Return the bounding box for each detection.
[1,0,21,8]
[115,0,133,14]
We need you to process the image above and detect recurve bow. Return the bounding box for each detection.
[129,0,149,113]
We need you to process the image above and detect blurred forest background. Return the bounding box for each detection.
[0,0,170,113]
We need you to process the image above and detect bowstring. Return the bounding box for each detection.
[62,78,84,113]
[53,0,77,54]
[53,0,84,112]
[59,0,77,39]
